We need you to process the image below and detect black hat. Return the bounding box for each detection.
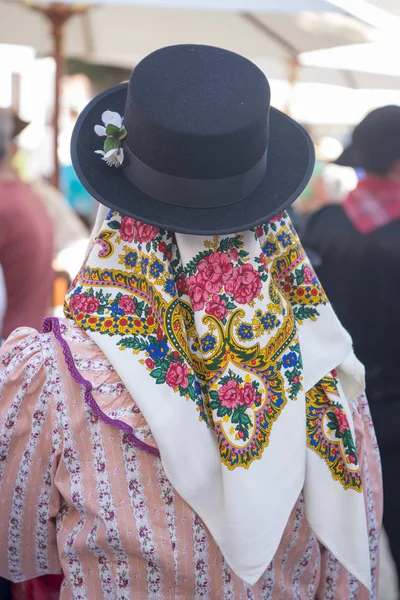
[71,45,314,235]
[335,105,400,173]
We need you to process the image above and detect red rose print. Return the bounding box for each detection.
[156,327,164,341]
[134,221,160,243]
[186,273,209,311]
[256,226,264,238]
[158,241,168,254]
[146,358,155,369]
[225,264,262,304]
[229,247,239,261]
[218,379,242,409]
[271,212,283,222]
[241,382,256,407]
[69,293,86,312]
[82,295,100,314]
[205,295,228,320]
[334,407,350,434]
[166,362,189,389]
[120,216,136,243]
[303,265,314,285]
[118,295,136,314]
[197,253,233,294]
[176,273,188,295]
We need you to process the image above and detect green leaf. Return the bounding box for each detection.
[226,302,236,310]
[146,242,151,253]
[326,412,337,421]
[293,306,320,322]
[240,413,252,426]
[209,400,219,410]
[327,423,337,430]
[209,390,219,400]
[108,220,121,230]
[216,406,228,418]
[188,386,196,400]
[150,368,164,379]
[117,337,147,351]
[118,125,127,140]
[106,123,121,136]
[231,412,239,424]
[104,137,120,153]
[156,374,166,384]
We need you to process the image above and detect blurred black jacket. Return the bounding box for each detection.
[303,204,400,452]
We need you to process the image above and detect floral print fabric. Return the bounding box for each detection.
[61,210,373,587]
[66,211,330,472]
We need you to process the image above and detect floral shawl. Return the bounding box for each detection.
[65,208,370,588]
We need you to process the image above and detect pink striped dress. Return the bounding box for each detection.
[0,318,382,599]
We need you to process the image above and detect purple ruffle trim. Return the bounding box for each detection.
[42,317,160,457]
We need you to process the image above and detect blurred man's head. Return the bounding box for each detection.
[335,105,400,179]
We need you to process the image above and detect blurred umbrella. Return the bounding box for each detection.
[255,54,400,90]
[0,0,377,187]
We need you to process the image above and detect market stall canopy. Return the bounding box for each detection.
[0,1,378,67]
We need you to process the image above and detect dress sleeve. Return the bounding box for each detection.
[0,329,63,582]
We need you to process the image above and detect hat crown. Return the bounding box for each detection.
[123,45,270,179]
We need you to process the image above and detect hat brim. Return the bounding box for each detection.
[71,83,315,235]
[334,144,360,168]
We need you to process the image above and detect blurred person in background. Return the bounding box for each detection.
[304,105,400,590]
[294,126,330,218]
[0,109,54,339]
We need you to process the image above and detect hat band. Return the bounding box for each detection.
[122,144,268,208]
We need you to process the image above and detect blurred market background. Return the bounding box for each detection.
[1,1,400,598]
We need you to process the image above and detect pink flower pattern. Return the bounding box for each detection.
[118,295,136,314]
[205,295,228,320]
[218,380,243,409]
[166,362,189,389]
[197,253,233,294]
[119,216,136,243]
[225,264,262,304]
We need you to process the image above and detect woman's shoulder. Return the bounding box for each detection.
[1,319,157,453]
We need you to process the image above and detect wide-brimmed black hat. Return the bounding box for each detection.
[71,44,314,235]
[335,105,400,174]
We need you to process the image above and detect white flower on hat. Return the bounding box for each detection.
[94,110,123,137]
[94,110,126,168]
[94,147,124,167]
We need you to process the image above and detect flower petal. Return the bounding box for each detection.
[94,125,107,137]
[116,147,124,164]
[94,150,105,156]
[101,110,122,128]
[104,148,118,159]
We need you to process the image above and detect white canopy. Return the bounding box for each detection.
[0,1,377,67]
